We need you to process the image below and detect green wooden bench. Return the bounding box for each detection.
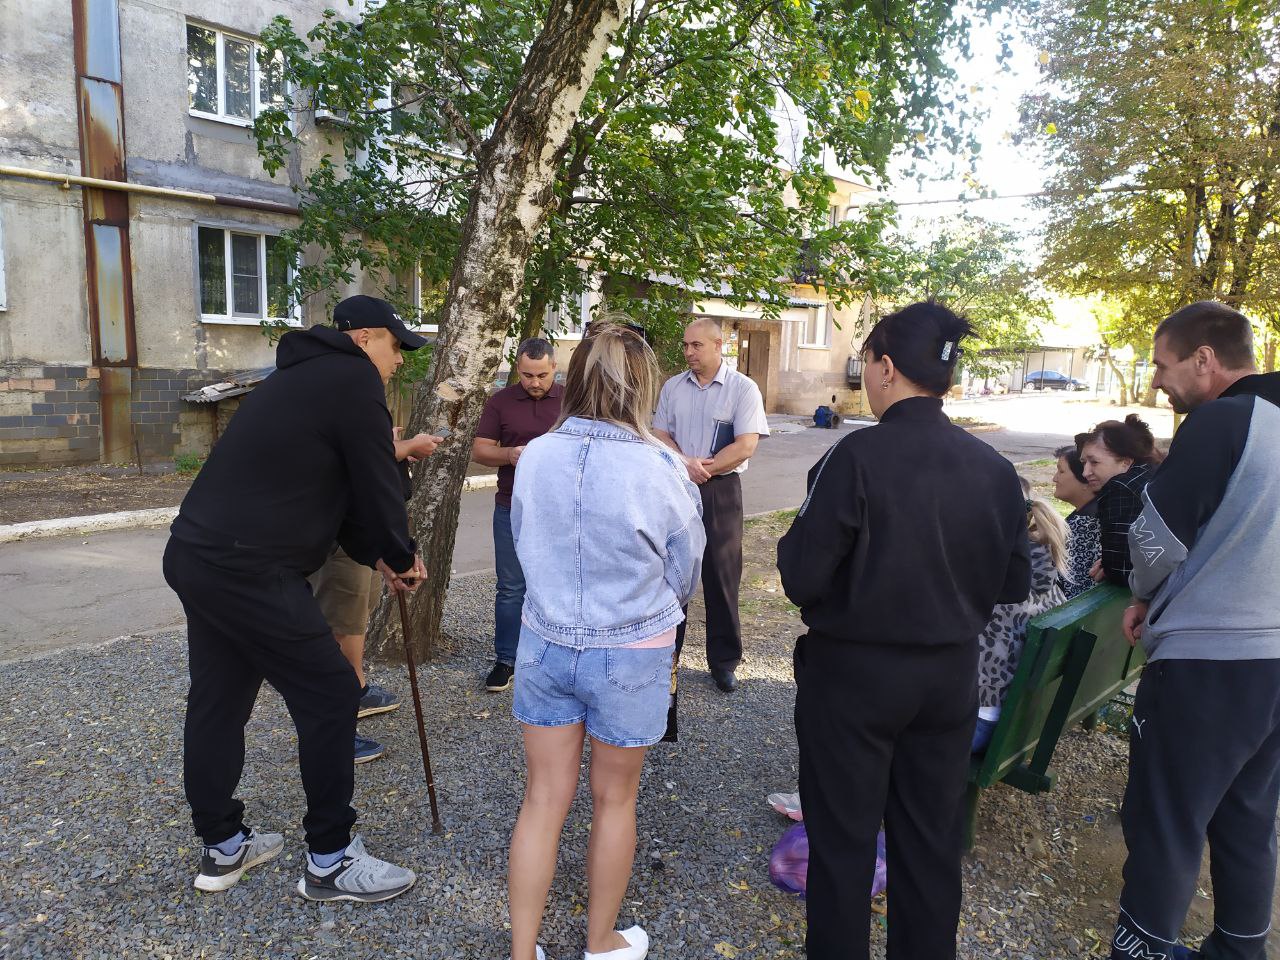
[964,584,1145,848]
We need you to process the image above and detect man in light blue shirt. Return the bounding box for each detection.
[653,317,770,692]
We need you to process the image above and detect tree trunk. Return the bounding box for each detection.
[367,0,627,661]
[1105,355,1129,406]
[1265,332,1277,373]
[505,285,550,385]
[1127,357,1140,405]
[505,144,592,385]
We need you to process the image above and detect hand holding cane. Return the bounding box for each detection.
[395,583,443,834]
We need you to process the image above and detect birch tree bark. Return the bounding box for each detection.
[367,0,627,660]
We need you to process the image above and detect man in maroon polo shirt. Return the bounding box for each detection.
[471,338,562,692]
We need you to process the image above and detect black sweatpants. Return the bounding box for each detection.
[163,536,362,854]
[794,632,977,960]
[674,472,744,672]
[1110,658,1280,960]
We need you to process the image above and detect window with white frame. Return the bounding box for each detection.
[393,263,441,333]
[197,226,296,324]
[801,303,830,348]
[544,289,588,338]
[186,23,285,124]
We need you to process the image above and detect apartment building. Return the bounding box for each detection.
[0,0,378,465]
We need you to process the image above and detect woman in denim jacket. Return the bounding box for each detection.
[506,323,705,960]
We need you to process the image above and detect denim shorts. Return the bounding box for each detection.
[512,626,675,748]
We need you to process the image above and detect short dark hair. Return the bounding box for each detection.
[1054,444,1087,484]
[1155,301,1255,370]
[517,337,554,362]
[861,301,974,396]
[1075,414,1163,467]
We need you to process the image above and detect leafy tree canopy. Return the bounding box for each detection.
[1022,0,1280,345]
[882,214,1051,374]
[255,0,1012,354]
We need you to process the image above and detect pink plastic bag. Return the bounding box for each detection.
[768,823,887,899]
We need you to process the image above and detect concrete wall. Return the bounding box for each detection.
[774,296,871,417]
[0,4,81,172]
[0,2,91,368]
[0,186,92,365]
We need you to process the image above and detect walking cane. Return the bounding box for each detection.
[396,589,443,834]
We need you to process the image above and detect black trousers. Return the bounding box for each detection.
[1110,659,1280,960]
[675,472,744,672]
[795,633,977,960]
[163,536,361,854]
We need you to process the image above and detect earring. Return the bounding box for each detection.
[881,379,890,390]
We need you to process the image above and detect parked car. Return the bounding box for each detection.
[1023,370,1088,391]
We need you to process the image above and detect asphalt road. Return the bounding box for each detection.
[0,395,1113,661]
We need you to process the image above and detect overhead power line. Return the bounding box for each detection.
[889,182,1193,207]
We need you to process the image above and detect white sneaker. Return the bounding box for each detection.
[767,791,803,821]
[193,829,285,892]
[584,926,648,960]
[296,834,416,903]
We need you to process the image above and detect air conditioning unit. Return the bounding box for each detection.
[314,107,352,127]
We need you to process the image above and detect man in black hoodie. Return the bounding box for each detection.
[164,295,427,903]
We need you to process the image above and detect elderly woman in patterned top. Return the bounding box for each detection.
[973,476,1070,752]
[1052,444,1101,599]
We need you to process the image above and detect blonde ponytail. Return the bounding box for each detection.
[1019,475,1069,574]
[556,318,660,442]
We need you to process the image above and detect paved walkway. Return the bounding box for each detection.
[0,408,1080,661]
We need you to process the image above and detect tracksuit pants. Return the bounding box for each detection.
[164,536,361,855]
[794,632,977,960]
[1111,659,1280,960]
[674,472,744,672]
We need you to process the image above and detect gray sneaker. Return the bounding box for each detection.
[194,829,285,892]
[296,834,416,903]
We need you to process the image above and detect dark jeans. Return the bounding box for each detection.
[164,536,361,854]
[795,633,977,960]
[674,472,744,672]
[493,503,526,666]
[1110,659,1280,960]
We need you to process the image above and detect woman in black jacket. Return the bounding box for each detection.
[777,302,1031,960]
[1053,443,1102,599]
[1076,415,1163,586]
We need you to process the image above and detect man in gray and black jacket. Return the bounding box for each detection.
[1109,301,1280,960]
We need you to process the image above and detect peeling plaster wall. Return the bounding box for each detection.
[0,3,92,367]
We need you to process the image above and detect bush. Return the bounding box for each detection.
[173,453,205,476]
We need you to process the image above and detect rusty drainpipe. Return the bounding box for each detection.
[72,0,137,464]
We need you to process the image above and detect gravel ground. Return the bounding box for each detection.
[0,516,1240,960]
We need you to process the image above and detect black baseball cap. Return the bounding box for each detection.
[332,295,429,350]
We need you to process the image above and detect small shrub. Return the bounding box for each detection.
[174,453,205,476]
